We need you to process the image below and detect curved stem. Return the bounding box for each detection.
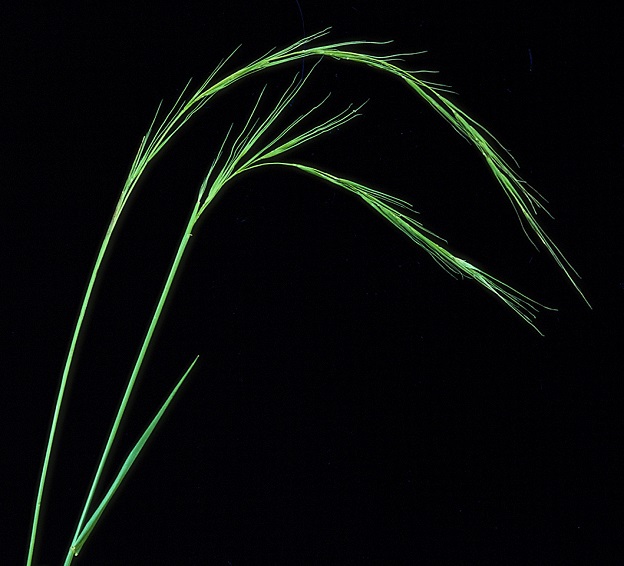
[66,191,203,559]
[26,207,122,566]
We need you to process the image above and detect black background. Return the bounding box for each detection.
[3,2,623,565]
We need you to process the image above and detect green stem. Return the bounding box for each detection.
[25,203,124,566]
[65,191,203,562]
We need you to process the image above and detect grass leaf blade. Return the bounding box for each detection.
[68,356,199,561]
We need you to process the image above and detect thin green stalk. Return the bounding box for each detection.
[26,203,122,566]
[66,179,207,560]
[26,104,166,566]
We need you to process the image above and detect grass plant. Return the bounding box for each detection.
[26,29,587,565]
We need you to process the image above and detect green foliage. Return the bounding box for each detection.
[26,29,586,565]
